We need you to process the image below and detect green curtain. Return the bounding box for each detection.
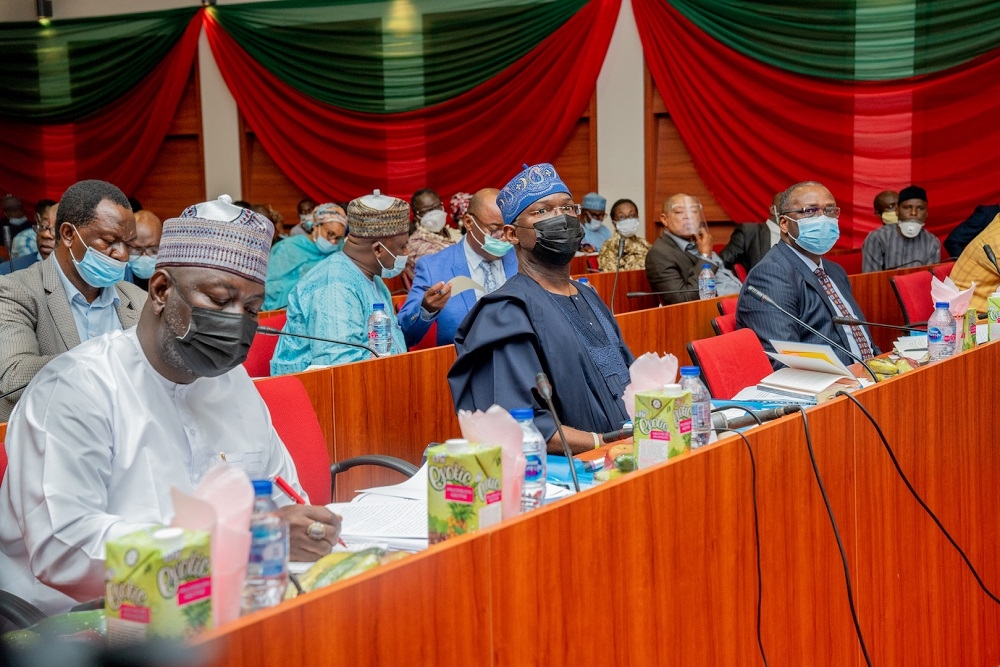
[210,0,589,113]
[0,6,199,122]
[666,0,1000,81]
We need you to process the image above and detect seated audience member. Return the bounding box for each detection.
[597,198,650,271]
[579,192,611,252]
[252,203,287,243]
[1,202,56,276]
[861,185,940,272]
[950,207,1000,312]
[399,188,517,347]
[874,190,899,224]
[0,180,146,420]
[944,203,1000,259]
[0,194,31,236]
[719,193,782,273]
[737,181,878,367]
[264,203,347,311]
[0,196,340,616]
[126,209,163,291]
[448,164,634,454]
[289,197,318,237]
[272,191,408,374]
[10,199,54,260]
[407,188,454,274]
[645,194,741,304]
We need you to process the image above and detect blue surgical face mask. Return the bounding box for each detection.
[787,214,839,255]
[470,214,512,258]
[315,234,343,255]
[72,226,127,287]
[375,242,408,279]
[128,254,157,279]
[7,216,26,226]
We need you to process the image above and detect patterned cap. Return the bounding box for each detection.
[308,202,347,232]
[496,163,570,225]
[581,192,606,212]
[158,195,273,284]
[346,190,410,238]
[898,185,927,204]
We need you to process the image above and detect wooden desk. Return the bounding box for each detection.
[204,342,1000,666]
[571,269,658,314]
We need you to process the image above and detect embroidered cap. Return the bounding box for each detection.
[158,195,273,284]
[496,163,571,225]
[581,192,606,212]
[346,190,410,238]
[307,202,347,232]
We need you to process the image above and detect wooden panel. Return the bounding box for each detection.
[551,95,597,200]
[571,268,657,314]
[241,130,310,229]
[165,68,202,137]
[615,297,722,362]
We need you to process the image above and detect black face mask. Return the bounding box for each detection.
[524,214,585,266]
[171,285,258,378]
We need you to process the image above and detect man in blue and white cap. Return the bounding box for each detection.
[448,164,635,454]
[579,191,611,252]
[0,195,342,615]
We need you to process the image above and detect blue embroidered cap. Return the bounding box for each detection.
[581,192,606,212]
[496,163,571,225]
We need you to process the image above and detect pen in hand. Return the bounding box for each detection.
[274,475,347,548]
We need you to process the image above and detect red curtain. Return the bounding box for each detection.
[633,0,1000,248]
[203,0,620,203]
[0,13,202,207]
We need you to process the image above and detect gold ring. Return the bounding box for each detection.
[306,521,326,541]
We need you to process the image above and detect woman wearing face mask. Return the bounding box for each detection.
[597,199,652,272]
[263,202,347,311]
[406,189,454,280]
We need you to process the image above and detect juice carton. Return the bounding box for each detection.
[105,527,212,646]
[963,308,978,351]
[634,384,692,469]
[427,439,502,545]
[987,292,1000,341]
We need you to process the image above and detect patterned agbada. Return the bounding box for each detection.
[597,232,651,272]
[950,211,1000,312]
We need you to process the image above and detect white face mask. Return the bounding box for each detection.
[584,218,604,232]
[419,209,447,233]
[897,220,923,239]
[375,242,408,279]
[616,217,640,238]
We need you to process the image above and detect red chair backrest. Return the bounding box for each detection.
[932,261,955,281]
[687,328,773,400]
[243,312,287,378]
[890,270,934,325]
[408,321,441,351]
[712,313,738,336]
[734,264,748,281]
[254,374,331,505]
[830,251,863,275]
[0,443,6,485]
[717,297,738,315]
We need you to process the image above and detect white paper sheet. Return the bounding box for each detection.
[447,275,485,295]
[356,463,428,501]
[767,339,855,377]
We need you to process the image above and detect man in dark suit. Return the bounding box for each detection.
[737,181,878,368]
[399,188,517,347]
[720,192,782,273]
[943,204,1000,259]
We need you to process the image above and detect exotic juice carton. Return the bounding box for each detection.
[634,384,692,469]
[105,526,212,646]
[427,439,502,545]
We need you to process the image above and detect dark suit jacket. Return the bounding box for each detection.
[944,204,1000,259]
[736,242,878,368]
[645,234,721,305]
[720,223,772,272]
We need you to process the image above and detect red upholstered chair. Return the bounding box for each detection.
[717,297,738,315]
[687,328,773,400]
[734,264,748,281]
[830,251,863,275]
[254,374,332,505]
[932,261,955,280]
[244,312,287,378]
[0,443,6,486]
[890,270,935,325]
[393,299,441,351]
[712,313,738,336]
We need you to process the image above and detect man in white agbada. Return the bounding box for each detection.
[0,196,342,615]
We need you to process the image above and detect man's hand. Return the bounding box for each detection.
[421,281,452,313]
[695,225,714,257]
[276,504,343,561]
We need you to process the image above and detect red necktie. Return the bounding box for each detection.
[814,268,874,360]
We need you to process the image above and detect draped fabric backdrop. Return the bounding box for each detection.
[634,0,1000,248]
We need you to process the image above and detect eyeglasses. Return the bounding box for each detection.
[415,203,444,216]
[522,203,582,219]
[128,246,159,259]
[32,223,54,234]
[780,206,841,218]
[468,214,505,239]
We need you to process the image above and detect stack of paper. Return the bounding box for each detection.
[754,340,861,402]
[326,501,428,552]
[893,335,929,361]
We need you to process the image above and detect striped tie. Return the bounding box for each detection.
[814,268,874,359]
[479,259,497,293]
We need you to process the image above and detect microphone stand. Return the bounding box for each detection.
[535,372,580,493]
[610,236,625,316]
[256,326,380,358]
[831,317,925,333]
[626,288,701,298]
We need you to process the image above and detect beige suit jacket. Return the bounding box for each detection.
[0,255,147,420]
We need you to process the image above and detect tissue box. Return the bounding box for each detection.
[634,388,692,469]
[105,527,212,646]
[427,439,502,545]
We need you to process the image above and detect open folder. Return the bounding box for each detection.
[757,340,861,402]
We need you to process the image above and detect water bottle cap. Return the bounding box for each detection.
[702,264,711,269]
[680,366,700,376]
[373,302,385,311]
[509,408,534,420]
[578,278,589,284]
[251,479,272,496]
[934,302,949,309]
[662,383,683,396]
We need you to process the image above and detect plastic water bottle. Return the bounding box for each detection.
[698,264,717,299]
[927,302,956,361]
[367,302,392,355]
[242,480,289,614]
[679,366,712,448]
[510,408,547,511]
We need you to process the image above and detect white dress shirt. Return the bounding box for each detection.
[0,328,302,615]
[462,236,506,298]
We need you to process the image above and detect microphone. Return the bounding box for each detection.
[627,289,701,298]
[743,285,879,384]
[3,226,13,273]
[610,236,626,316]
[984,245,1000,276]
[256,326,380,358]
[711,405,800,431]
[534,372,580,492]
[600,424,633,443]
[831,316,925,333]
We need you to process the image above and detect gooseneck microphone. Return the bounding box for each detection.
[983,245,1000,276]
[711,405,800,431]
[610,236,626,316]
[831,316,925,333]
[534,372,580,493]
[743,285,879,384]
[627,288,701,298]
[2,226,13,273]
[256,326,380,358]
